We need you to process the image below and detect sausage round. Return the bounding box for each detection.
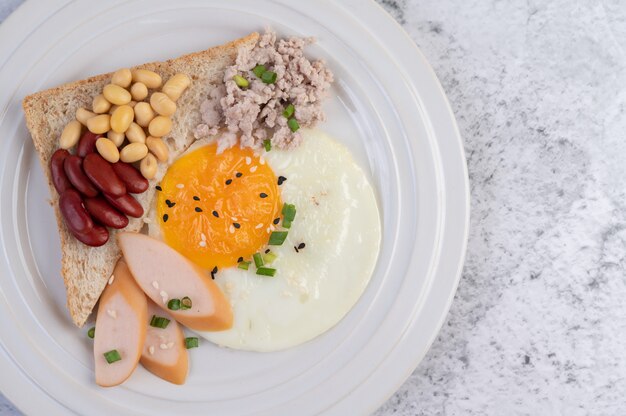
[83,153,126,197]
[63,155,98,197]
[50,149,73,194]
[84,196,129,229]
[111,162,149,194]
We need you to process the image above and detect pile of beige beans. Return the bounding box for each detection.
[59,68,191,179]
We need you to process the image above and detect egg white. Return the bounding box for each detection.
[193,129,382,351]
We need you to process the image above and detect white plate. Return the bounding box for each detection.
[0,0,469,414]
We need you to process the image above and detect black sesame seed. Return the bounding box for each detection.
[193,196,200,201]
[225,179,233,185]
[236,172,243,178]
[162,214,169,222]
[212,210,219,218]
[273,217,280,225]
[166,199,176,208]
[259,193,268,198]
[195,207,203,213]
[265,249,270,254]
[237,257,243,263]
[210,266,218,280]
[277,176,287,185]
[298,243,306,249]
[233,222,241,229]
[155,185,162,191]
[294,246,299,253]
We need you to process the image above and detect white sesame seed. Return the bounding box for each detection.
[229,225,235,234]
[108,275,115,285]
[266,227,271,233]
[259,156,265,165]
[107,309,117,319]
[231,217,238,222]
[152,281,159,289]
[199,241,207,247]
[148,346,155,355]
[159,343,168,350]
[166,342,174,349]
[256,223,263,229]
[250,166,258,173]
[245,156,251,165]
[176,183,184,189]
[201,233,207,241]
[160,290,168,303]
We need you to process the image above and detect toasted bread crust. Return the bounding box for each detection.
[22,33,259,327]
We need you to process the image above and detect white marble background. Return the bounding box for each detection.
[1,0,625,414]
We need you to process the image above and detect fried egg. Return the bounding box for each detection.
[148,129,381,351]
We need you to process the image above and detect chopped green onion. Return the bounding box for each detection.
[263,139,272,152]
[181,296,192,310]
[269,231,288,245]
[103,349,121,364]
[283,104,295,118]
[287,118,300,132]
[233,75,249,88]
[261,70,277,84]
[256,267,277,277]
[262,252,277,264]
[281,203,296,229]
[167,299,181,311]
[185,337,199,349]
[238,260,251,270]
[253,253,264,268]
[252,64,267,78]
[87,327,95,339]
[150,315,170,329]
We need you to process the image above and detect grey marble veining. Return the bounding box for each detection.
[1,0,625,415]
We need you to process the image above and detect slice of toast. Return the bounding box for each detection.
[22,33,259,327]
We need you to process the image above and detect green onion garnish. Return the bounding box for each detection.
[261,70,277,84]
[87,327,95,339]
[252,64,266,78]
[238,260,251,270]
[287,118,300,132]
[167,299,181,311]
[269,231,288,245]
[256,267,277,277]
[263,139,272,152]
[283,104,295,118]
[253,253,264,268]
[281,203,296,228]
[149,315,170,329]
[185,337,199,349]
[233,75,249,88]
[103,349,121,364]
[262,252,277,264]
[181,296,192,310]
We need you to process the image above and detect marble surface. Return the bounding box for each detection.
[2,0,626,414]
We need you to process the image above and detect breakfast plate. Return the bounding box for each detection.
[0,0,469,415]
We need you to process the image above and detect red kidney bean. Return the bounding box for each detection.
[111,162,149,194]
[59,189,109,247]
[76,131,101,158]
[63,155,98,197]
[82,153,126,197]
[104,193,143,218]
[84,196,129,229]
[50,149,73,194]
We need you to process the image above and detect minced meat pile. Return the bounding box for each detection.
[194,30,334,151]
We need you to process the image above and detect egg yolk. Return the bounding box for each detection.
[156,144,281,270]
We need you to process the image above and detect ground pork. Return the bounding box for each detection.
[194,30,334,150]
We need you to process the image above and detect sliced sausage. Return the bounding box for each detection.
[83,153,126,197]
[50,149,73,194]
[59,189,108,247]
[94,259,148,387]
[140,300,188,385]
[84,197,129,229]
[118,232,233,331]
[111,162,149,194]
[104,193,144,218]
[63,155,98,197]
